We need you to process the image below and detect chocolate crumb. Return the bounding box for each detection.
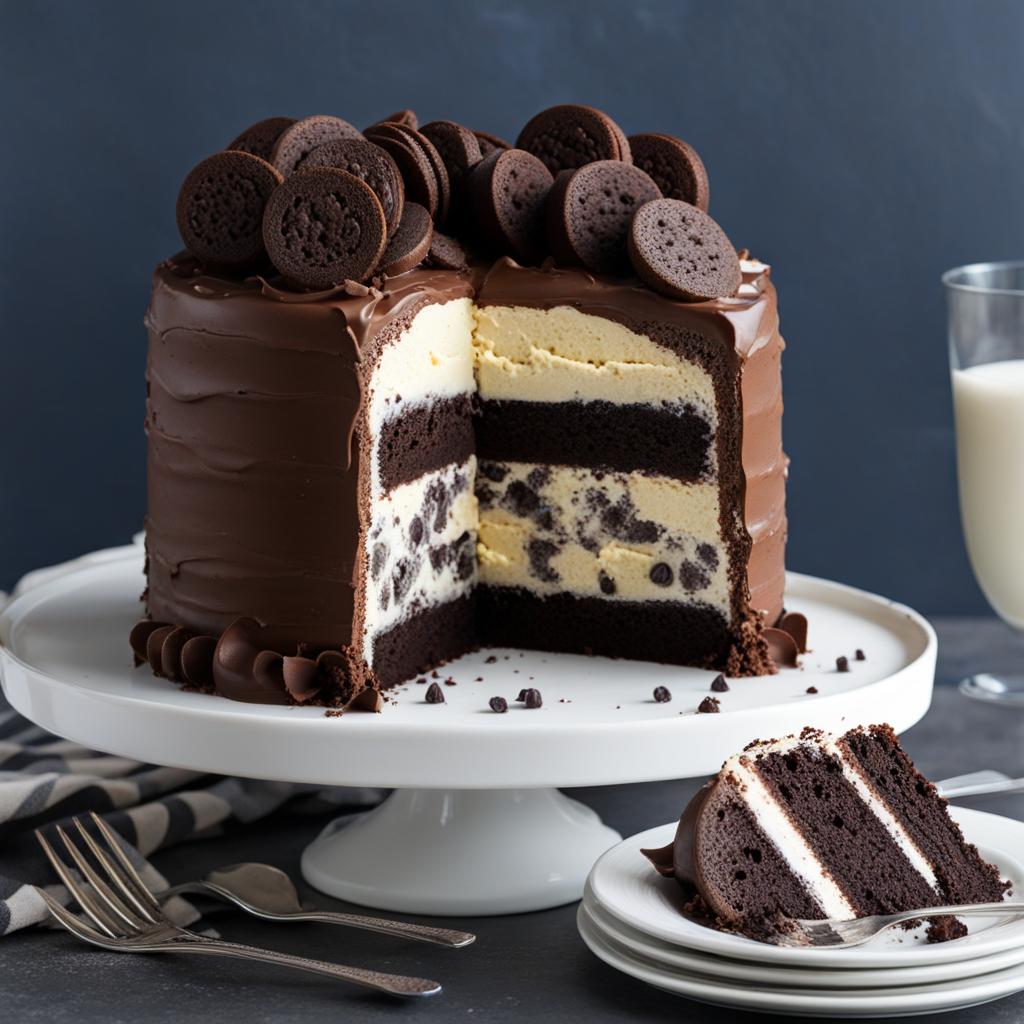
[485,655,498,664]
[325,709,343,718]
[474,676,483,682]
[489,696,508,713]
[806,686,819,694]
[431,670,440,679]
[710,674,729,693]
[855,649,866,661]
[515,688,528,701]
[697,696,721,714]
[444,677,457,686]
[416,677,428,684]
[653,686,672,703]
[523,687,543,709]
[925,916,968,943]
[425,681,445,704]
[836,656,850,673]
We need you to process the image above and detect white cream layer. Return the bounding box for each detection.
[476,462,729,610]
[473,304,717,426]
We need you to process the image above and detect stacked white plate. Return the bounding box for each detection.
[579,806,1024,1018]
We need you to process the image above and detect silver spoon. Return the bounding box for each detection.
[161,863,475,948]
[959,673,1024,707]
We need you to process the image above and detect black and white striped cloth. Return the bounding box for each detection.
[0,552,383,937]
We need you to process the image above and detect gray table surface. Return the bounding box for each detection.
[3,617,1023,1023]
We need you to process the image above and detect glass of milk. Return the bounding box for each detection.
[946,261,1024,705]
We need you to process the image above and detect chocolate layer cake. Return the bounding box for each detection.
[133,104,793,706]
[644,725,1008,941]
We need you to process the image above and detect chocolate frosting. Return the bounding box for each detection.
[144,255,474,653]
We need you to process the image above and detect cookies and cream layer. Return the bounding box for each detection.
[476,460,729,612]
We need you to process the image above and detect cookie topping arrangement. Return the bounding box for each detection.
[174,103,741,302]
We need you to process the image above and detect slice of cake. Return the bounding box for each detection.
[643,725,1008,940]
[133,103,799,706]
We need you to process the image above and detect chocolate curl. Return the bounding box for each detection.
[160,627,194,681]
[129,620,168,667]
[180,635,217,690]
[763,627,800,669]
[213,618,289,705]
[778,611,809,654]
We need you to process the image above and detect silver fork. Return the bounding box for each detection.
[776,901,1024,949]
[34,813,441,997]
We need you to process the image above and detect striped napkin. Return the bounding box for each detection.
[0,550,384,937]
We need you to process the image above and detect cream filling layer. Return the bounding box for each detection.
[474,304,717,415]
[476,462,728,609]
[362,459,477,665]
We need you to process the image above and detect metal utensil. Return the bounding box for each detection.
[774,901,1024,949]
[937,769,1024,799]
[34,813,441,998]
[161,862,475,948]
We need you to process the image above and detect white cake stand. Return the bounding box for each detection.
[0,546,935,916]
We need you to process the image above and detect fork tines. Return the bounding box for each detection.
[35,813,163,938]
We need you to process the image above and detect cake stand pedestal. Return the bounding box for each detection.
[0,547,936,916]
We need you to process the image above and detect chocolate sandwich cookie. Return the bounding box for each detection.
[516,104,629,174]
[176,150,283,269]
[377,201,433,277]
[546,160,661,274]
[227,117,296,161]
[628,132,709,211]
[364,123,441,221]
[425,230,469,272]
[388,122,452,225]
[420,120,482,223]
[271,115,365,175]
[469,148,553,264]
[262,167,387,290]
[473,129,511,158]
[301,138,405,235]
[627,198,741,301]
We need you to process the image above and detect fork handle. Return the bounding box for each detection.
[145,936,441,997]
[258,908,475,948]
[880,900,1024,927]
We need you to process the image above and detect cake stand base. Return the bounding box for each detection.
[301,788,621,915]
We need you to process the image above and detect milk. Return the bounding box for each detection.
[953,359,1024,627]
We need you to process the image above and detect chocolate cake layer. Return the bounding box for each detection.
[476,399,713,481]
[377,395,476,492]
[371,594,476,690]
[477,586,731,665]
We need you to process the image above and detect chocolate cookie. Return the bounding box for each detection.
[176,150,283,269]
[426,230,469,272]
[377,201,433,276]
[368,109,418,131]
[516,104,628,174]
[271,115,365,175]
[628,132,709,210]
[364,123,440,221]
[420,120,482,222]
[473,129,511,158]
[470,149,553,264]
[546,160,661,274]
[628,198,741,301]
[262,168,387,289]
[388,123,451,224]
[301,138,405,234]
[227,117,296,161]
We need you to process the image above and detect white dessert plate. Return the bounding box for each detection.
[580,899,1024,989]
[0,545,934,788]
[577,905,1024,1018]
[586,807,1024,970]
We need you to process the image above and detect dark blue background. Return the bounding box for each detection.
[3,0,1020,614]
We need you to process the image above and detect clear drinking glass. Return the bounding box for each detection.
[945,261,1024,705]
